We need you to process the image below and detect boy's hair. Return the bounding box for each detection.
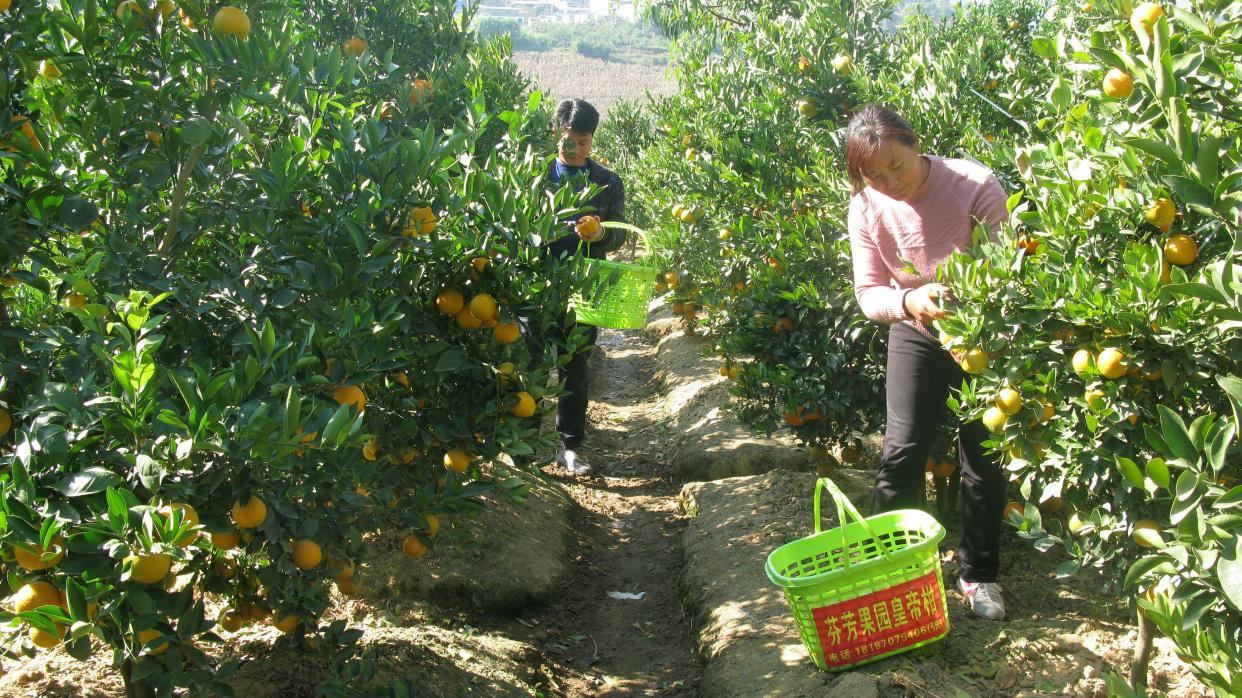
[554,99,600,134]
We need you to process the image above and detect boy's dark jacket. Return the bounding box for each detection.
[545,158,627,260]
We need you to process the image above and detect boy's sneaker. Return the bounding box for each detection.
[957,577,1005,621]
[556,448,592,475]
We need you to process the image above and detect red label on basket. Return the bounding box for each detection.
[811,570,947,669]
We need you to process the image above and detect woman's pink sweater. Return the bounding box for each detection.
[848,155,1009,328]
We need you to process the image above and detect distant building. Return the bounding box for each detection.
[476,0,636,24]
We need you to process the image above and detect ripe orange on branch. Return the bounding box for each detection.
[333,384,366,412]
[231,496,267,528]
[211,6,250,39]
[1163,234,1197,266]
[1102,69,1134,99]
[435,289,464,315]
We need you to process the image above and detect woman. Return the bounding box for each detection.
[845,104,1009,621]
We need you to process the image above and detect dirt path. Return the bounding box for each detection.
[503,327,701,697]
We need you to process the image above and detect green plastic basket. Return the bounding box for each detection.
[765,478,949,672]
[570,223,657,330]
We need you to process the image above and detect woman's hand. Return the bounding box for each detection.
[904,283,952,325]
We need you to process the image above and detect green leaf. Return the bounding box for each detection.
[320,403,354,445]
[1158,405,1198,463]
[54,467,122,497]
[1124,137,1180,168]
[1125,555,1174,589]
[434,349,468,372]
[1217,535,1242,613]
[1180,590,1215,631]
[1162,282,1228,305]
[58,195,100,230]
[1146,459,1171,489]
[271,288,299,309]
[284,387,302,442]
[1217,375,1242,428]
[135,455,164,491]
[182,118,212,146]
[1116,456,1146,488]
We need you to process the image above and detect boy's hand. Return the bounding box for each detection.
[576,215,603,242]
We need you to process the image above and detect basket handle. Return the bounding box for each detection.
[813,477,895,569]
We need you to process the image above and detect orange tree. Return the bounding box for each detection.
[611,0,1053,464]
[0,0,583,694]
[625,0,1241,691]
[934,0,1240,692]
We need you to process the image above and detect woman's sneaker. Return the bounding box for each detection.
[957,578,1005,620]
[556,448,592,475]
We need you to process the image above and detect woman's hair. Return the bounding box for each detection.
[845,105,920,192]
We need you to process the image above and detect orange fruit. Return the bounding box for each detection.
[231,496,268,528]
[1071,348,1094,376]
[1038,497,1064,514]
[402,535,427,558]
[126,552,172,584]
[576,215,601,239]
[1085,387,1107,410]
[982,406,1009,433]
[14,537,65,571]
[468,293,498,321]
[1097,348,1127,379]
[1102,69,1134,99]
[338,577,363,596]
[362,438,379,462]
[1164,234,1197,266]
[137,628,169,655]
[1132,519,1164,548]
[1145,197,1175,232]
[443,449,472,473]
[211,529,239,550]
[435,289,464,315]
[153,0,174,18]
[797,56,811,73]
[932,460,956,478]
[995,388,1023,415]
[1130,2,1163,34]
[455,308,482,330]
[292,539,322,571]
[493,321,520,344]
[404,206,437,236]
[39,60,61,80]
[343,35,367,57]
[410,79,433,107]
[211,5,250,39]
[67,293,86,308]
[217,612,244,632]
[1003,501,1023,520]
[0,407,9,437]
[424,513,441,539]
[158,502,200,548]
[960,347,987,374]
[333,384,366,412]
[12,581,60,613]
[29,625,62,649]
[509,391,536,418]
[272,613,299,633]
[392,370,410,387]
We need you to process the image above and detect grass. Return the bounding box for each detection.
[510,51,678,117]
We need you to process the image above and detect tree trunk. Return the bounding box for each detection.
[1130,607,1156,691]
[121,659,157,698]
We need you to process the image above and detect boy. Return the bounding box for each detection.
[536,99,626,475]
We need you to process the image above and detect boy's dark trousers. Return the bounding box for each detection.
[525,314,597,449]
[873,322,1006,583]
